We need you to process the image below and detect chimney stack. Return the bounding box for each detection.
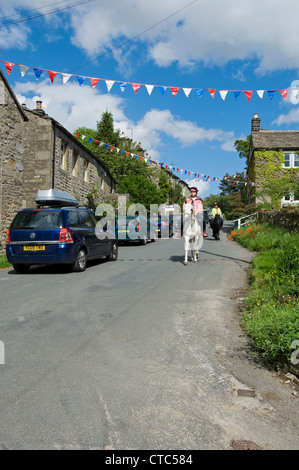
[34,100,45,115]
[251,113,261,132]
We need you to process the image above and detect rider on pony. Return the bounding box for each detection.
[183,187,208,237]
[211,202,223,239]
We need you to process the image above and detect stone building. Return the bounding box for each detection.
[0,69,116,255]
[248,113,299,206]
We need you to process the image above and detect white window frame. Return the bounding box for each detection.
[83,159,90,183]
[60,140,68,170]
[72,151,79,177]
[283,152,299,169]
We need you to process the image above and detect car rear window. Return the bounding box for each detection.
[11,210,64,229]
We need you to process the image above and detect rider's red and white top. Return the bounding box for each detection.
[183,197,203,215]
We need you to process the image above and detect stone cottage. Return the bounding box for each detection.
[248,113,299,206]
[0,69,116,255]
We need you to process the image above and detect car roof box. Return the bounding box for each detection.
[35,189,79,207]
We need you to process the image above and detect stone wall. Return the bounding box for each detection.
[53,124,114,207]
[258,209,299,232]
[0,78,26,255]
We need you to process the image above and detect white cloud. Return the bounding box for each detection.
[13,81,236,163]
[135,109,236,155]
[66,0,299,74]
[14,80,127,132]
[3,1,299,75]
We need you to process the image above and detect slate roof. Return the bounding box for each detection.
[251,130,299,150]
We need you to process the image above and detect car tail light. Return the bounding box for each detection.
[58,228,73,243]
[6,230,11,243]
[136,223,140,232]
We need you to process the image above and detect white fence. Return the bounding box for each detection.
[233,212,258,230]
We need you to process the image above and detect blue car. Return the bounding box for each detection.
[114,215,155,244]
[6,189,118,273]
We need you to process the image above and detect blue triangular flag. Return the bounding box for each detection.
[196,89,203,98]
[267,90,275,100]
[159,86,167,96]
[234,91,240,101]
[77,76,84,86]
[88,138,93,144]
[33,68,43,80]
[119,83,127,92]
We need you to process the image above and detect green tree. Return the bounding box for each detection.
[117,174,163,212]
[234,135,251,167]
[96,111,121,146]
[158,170,172,202]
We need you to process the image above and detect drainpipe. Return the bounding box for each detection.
[52,122,56,188]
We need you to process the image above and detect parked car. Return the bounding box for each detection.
[151,215,174,238]
[115,215,155,244]
[6,189,118,273]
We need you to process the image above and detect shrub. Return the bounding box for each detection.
[229,223,299,370]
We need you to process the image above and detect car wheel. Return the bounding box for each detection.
[107,241,118,261]
[140,235,147,245]
[13,264,30,273]
[71,248,87,272]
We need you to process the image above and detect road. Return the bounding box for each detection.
[0,222,298,450]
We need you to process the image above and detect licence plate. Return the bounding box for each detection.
[23,245,45,251]
[118,229,128,233]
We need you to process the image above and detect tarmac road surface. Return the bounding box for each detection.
[0,221,298,450]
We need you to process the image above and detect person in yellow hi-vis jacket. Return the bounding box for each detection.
[211,203,223,240]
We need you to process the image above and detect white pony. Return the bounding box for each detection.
[183,203,202,265]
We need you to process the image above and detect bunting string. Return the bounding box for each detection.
[1,59,297,103]
[75,132,254,186]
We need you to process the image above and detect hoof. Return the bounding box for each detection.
[183,261,188,265]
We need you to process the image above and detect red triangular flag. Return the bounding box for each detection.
[94,140,99,146]
[170,87,179,97]
[76,132,80,138]
[279,90,288,99]
[208,89,216,98]
[132,83,141,94]
[244,91,253,101]
[90,78,100,89]
[4,62,14,74]
[48,70,58,83]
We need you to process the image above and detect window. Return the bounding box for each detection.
[79,210,94,228]
[68,211,81,228]
[83,159,90,183]
[60,140,68,170]
[283,152,299,168]
[72,151,79,177]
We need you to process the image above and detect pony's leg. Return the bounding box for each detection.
[183,239,189,265]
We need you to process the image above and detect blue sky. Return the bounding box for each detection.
[1,0,299,198]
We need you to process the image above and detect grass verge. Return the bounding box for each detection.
[229,223,299,374]
[0,255,11,270]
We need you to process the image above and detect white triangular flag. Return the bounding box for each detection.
[61,73,71,84]
[219,90,228,101]
[145,84,154,95]
[105,80,114,92]
[19,65,29,77]
[257,90,264,99]
[183,88,192,97]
